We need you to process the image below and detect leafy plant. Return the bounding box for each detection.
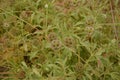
[0,0,120,80]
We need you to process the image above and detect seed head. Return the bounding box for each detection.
[51,40,62,51]
[47,32,57,42]
[64,37,75,47]
[20,11,32,19]
[74,62,84,80]
[3,22,10,28]
[86,17,94,25]
[75,62,83,73]
[20,11,28,19]
[85,26,94,33]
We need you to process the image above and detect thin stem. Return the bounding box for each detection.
[109,0,118,41]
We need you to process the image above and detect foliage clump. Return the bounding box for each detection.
[0,0,120,80]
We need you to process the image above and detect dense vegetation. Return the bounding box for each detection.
[0,0,120,80]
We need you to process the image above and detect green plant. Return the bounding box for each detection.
[0,0,120,80]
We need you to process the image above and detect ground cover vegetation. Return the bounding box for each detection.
[0,0,120,80]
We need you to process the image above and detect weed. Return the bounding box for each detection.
[0,0,120,80]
